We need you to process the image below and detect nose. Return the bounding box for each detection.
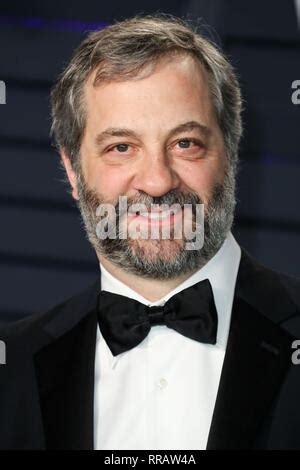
[133,152,180,197]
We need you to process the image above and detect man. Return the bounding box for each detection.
[1,14,300,450]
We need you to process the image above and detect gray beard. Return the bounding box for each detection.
[75,166,236,280]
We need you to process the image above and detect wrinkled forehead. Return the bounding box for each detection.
[84,52,210,98]
[80,54,221,148]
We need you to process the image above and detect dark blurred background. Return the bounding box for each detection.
[0,0,299,322]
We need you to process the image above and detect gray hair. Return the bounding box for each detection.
[50,14,243,173]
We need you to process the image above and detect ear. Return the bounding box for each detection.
[60,150,79,200]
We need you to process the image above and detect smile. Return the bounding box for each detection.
[127,206,184,227]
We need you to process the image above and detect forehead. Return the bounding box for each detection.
[83,55,215,130]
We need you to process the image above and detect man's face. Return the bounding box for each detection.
[63,54,236,279]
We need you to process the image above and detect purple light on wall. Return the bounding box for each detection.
[0,15,108,32]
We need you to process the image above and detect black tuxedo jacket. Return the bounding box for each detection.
[1,247,300,450]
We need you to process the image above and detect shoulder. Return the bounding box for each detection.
[239,247,300,301]
[237,247,300,330]
[278,271,300,308]
[0,279,100,349]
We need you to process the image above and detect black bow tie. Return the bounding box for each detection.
[97,279,218,356]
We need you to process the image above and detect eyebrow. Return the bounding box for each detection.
[94,121,212,148]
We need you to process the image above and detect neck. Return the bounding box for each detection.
[98,255,199,302]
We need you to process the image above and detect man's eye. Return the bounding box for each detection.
[112,144,130,152]
[176,138,202,150]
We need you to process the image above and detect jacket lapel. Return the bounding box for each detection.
[33,281,100,450]
[207,248,297,449]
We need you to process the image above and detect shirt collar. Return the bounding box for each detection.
[98,231,241,369]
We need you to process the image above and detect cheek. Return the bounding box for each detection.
[85,162,132,199]
[177,160,223,195]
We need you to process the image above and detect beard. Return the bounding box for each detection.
[75,164,236,280]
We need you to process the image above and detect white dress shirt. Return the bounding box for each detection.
[94,231,241,450]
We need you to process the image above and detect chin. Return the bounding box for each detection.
[129,237,185,260]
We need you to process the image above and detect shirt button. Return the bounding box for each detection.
[157,378,168,390]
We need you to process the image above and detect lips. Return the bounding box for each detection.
[128,204,181,216]
[127,206,183,227]
[133,208,179,219]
